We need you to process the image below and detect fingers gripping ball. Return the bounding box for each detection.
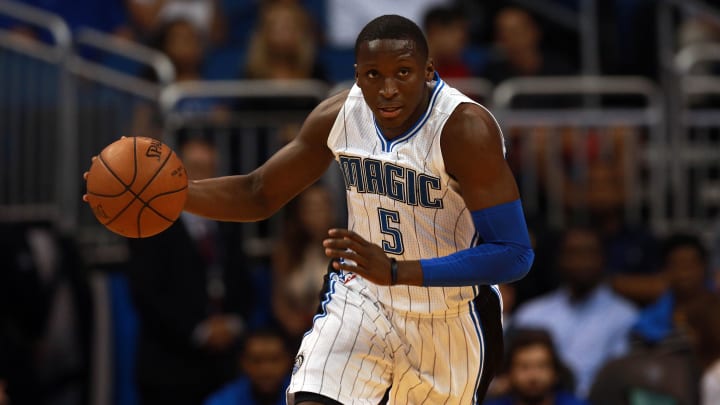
[86,136,188,238]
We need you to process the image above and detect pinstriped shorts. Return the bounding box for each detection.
[287,272,503,405]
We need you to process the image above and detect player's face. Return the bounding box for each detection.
[355,39,435,139]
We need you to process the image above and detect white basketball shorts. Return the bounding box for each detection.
[287,271,503,405]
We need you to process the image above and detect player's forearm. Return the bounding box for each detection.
[420,200,534,287]
[421,242,533,286]
[185,175,276,222]
[396,260,425,286]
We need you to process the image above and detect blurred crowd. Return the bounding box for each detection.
[2,1,720,405]
[8,0,720,84]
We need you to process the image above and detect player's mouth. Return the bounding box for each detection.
[377,106,402,119]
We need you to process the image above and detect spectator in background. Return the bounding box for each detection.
[127,137,252,405]
[131,18,223,137]
[483,7,574,86]
[323,0,451,48]
[271,183,338,347]
[241,1,325,81]
[9,0,131,38]
[512,225,637,398]
[485,329,587,405]
[125,0,226,44]
[423,6,473,78]
[574,159,661,306]
[685,293,720,405]
[0,382,7,405]
[509,220,563,310]
[0,222,52,405]
[204,328,292,405]
[0,221,92,405]
[631,233,713,345]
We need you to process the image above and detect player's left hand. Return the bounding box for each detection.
[81,156,97,203]
[323,228,393,285]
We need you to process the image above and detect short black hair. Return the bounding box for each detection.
[354,15,429,60]
[240,327,294,355]
[504,328,576,391]
[661,232,708,265]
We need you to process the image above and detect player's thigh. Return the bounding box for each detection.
[390,286,503,404]
[288,275,395,404]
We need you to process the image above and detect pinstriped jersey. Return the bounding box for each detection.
[327,74,505,313]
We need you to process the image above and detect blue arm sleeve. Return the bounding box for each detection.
[420,199,534,287]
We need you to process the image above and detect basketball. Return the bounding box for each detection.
[85,136,188,238]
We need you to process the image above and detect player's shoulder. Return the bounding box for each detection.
[307,89,350,126]
[444,102,498,133]
[440,101,502,153]
[296,89,350,141]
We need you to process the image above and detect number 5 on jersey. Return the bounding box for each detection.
[378,208,404,254]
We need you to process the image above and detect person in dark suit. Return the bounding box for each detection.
[0,220,93,405]
[127,137,253,405]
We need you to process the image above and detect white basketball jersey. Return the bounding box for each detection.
[327,74,505,313]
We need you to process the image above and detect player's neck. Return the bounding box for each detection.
[379,85,432,140]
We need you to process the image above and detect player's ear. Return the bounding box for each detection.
[354,64,359,81]
[425,58,435,82]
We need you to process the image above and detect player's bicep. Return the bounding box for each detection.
[441,104,519,211]
[251,91,346,208]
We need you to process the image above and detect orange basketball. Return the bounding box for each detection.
[86,136,188,238]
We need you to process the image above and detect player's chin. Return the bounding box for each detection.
[374,114,406,131]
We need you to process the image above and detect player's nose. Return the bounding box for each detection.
[379,78,398,98]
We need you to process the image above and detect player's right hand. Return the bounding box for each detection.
[323,228,394,285]
[83,137,126,203]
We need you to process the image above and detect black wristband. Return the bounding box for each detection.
[389,258,398,285]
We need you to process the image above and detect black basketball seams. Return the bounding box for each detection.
[99,141,176,231]
[141,185,188,221]
[136,185,188,237]
[132,136,138,187]
[97,153,136,226]
[131,146,175,202]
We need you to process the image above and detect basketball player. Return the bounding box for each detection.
[87,15,534,405]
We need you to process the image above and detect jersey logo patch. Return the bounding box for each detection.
[292,353,304,375]
[341,273,356,284]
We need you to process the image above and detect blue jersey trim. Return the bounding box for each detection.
[469,285,485,405]
[303,273,338,337]
[374,72,446,153]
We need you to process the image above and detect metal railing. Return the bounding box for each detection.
[2,0,720,250]
[675,42,720,75]
[75,28,175,85]
[160,79,333,256]
[0,0,71,47]
[675,73,720,240]
[492,76,666,231]
[0,0,71,227]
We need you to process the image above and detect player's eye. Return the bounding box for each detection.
[366,70,379,79]
[398,68,410,77]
